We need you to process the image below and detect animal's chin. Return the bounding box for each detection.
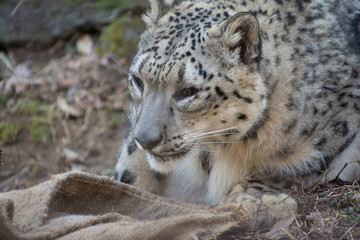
[146,149,190,174]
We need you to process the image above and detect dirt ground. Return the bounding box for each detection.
[0,41,359,239]
[0,39,130,191]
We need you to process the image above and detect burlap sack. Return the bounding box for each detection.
[0,172,291,239]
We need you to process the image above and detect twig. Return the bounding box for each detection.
[11,0,25,17]
[340,225,354,240]
[281,227,297,240]
[61,120,71,144]
[300,229,314,240]
[0,52,13,71]
[334,162,349,180]
[310,168,331,192]
[77,107,93,136]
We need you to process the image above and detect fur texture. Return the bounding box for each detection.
[115,0,360,205]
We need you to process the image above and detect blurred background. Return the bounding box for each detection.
[0,0,147,192]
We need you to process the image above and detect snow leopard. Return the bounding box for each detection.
[114,0,360,217]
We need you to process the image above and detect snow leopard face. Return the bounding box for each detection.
[127,1,266,173]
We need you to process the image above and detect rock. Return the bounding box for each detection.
[95,12,145,59]
[0,0,147,44]
[76,35,94,56]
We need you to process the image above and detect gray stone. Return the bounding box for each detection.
[0,0,146,44]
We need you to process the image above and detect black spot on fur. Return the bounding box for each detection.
[170,107,174,116]
[120,170,136,184]
[283,119,297,134]
[318,133,357,173]
[200,151,212,174]
[305,13,323,23]
[333,121,349,136]
[208,74,214,81]
[286,12,296,25]
[233,90,241,99]
[127,139,137,155]
[276,55,281,65]
[224,75,234,83]
[247,179,264,185]
[178,63,185,81]
[285,97,297,111]
[351,69,359,78]
[301,122,318,137]
[237,113,247,120]
[233,90,252,103]
[242,108,269,141]
[243,97,253,103]
[252,186,264,191]
[215,86,226,97]
[224,129,240,137]
[155,172,166,181]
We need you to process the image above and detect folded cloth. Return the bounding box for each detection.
[0,172,294,240]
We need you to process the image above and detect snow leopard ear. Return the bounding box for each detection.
[143,0,183,27]
[211,13,261,65]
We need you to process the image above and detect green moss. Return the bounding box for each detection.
[62,0,134,8]
[96,13,145,59]
[62,0,88,5]
[27,116,52,143]
[339,191,360,224]
[0,95,7,106]
[107,110,127,128]
[14,98,50,116]
[96,0,132,9]
[0,122,22,144]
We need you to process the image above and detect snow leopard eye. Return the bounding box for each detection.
[174,86,199,101]
[131,76,144,92]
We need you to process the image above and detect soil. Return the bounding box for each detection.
[0,41,129,192]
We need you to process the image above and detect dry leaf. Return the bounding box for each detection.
[63,148,84,163]
[352,193,360,200]
[57,97,83,117]
[265,216,295,239]
[5,63,32,95]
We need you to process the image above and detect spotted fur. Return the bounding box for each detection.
[115,0,360,206]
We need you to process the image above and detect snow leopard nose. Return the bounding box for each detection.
[135,134,163,150]
[134,91,169,150]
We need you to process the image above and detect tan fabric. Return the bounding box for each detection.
[0,172,283,240]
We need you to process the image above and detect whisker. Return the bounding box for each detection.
[187,126,238,138]
[189,132,238,140]
[187,147,214,152]
[182,125,221,136]
[199,141,243,145]
[122,103,134,124]
[186,123,253,141]
[109,56,123,68]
